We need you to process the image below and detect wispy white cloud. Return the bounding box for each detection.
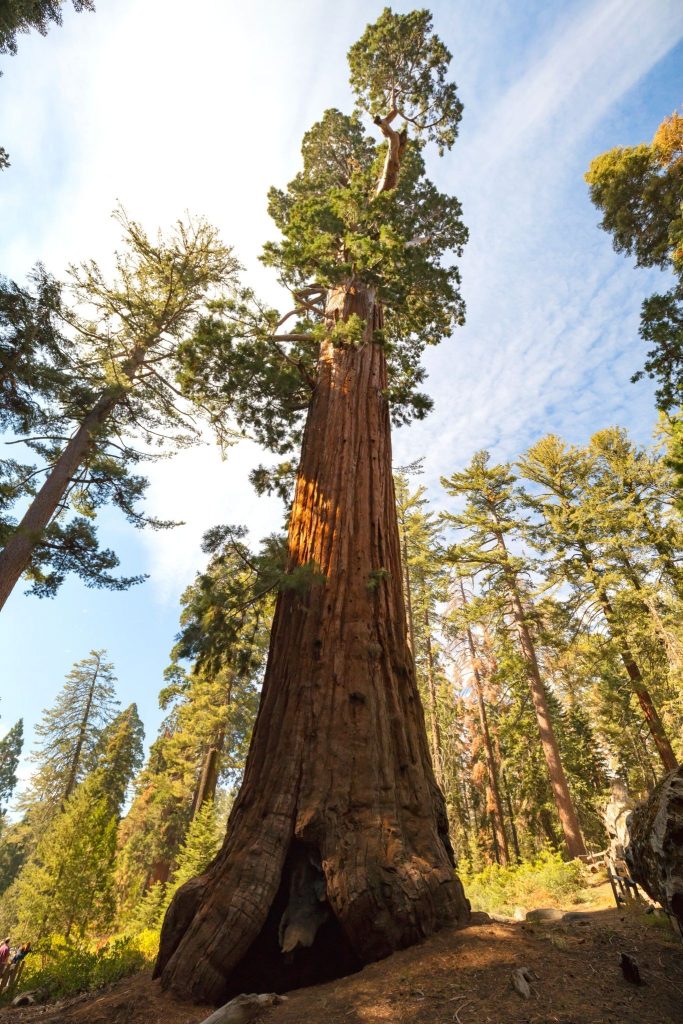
[140,439,284,601]
[397,0,683,496]
[0,0,680,601]
[464,0,683,172]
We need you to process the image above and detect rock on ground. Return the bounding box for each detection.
[199,993,287,1024]
[626,765,683,928]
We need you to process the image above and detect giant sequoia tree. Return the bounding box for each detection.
[156,8,470,1002]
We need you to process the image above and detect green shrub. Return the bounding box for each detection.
[461,851,586,917]
[0,931,158,1004]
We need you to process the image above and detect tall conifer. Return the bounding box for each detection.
[442,452,586,858]
[157,9,470,1000]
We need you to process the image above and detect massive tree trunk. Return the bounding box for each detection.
[157,95,467,1001]
[156,282,469,1003]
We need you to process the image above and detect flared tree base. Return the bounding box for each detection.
[155,834,469,1003]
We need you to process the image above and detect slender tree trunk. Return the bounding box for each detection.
[0,344,147,612]
[0,395,114,610]
[191,747,221,819]
[616,546,683,669]
[493,531,586,859]
[62,656,101,805]
[400,513,416,655]
[488,798,501,865]
[156,282,469,1003]
[626,724,658,790]
[539,807,561,849]
[502,771,522,863]
[424,608,444,788]
[577,544,677,772]
[457,580,509,865]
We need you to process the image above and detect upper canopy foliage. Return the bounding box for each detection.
[1,209,240,597]
[0,0,95,57]
[180,8,466,462]
[585,111,683,416]
[348,7,462,153]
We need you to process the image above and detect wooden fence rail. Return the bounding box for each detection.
[0,960,25,996]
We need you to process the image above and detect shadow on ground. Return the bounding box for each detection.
[1,904,681,1024]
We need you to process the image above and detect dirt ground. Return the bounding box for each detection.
[1,900,681,1024]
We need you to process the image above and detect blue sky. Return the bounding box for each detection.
[1,0,682,793]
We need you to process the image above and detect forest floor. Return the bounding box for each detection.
[1,885,681,1024]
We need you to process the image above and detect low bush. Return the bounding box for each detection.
[461,851,587,917]
[0,931,159,1004]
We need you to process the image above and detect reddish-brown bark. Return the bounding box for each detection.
[190,747,221,819]
[576,543,678,774]
[424,609,445,789]
[457,581,509,866]
[0,392,117,610]
[492,532,586,860]
[155,282,469,1003]
[0,343,147,611]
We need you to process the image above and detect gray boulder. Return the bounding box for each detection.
[198,992,288,1024]
[625,765,683,928]
[525,907,564,922]
[11,991,37,1007]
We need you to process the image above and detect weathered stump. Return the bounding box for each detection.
[625,766,683,928]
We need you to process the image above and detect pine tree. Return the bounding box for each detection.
[126,880,169,935]
[0,1,96,168]
[585,112,683,493]
[0,719,23,817]
[12,775,118,940]
[0,211,239,609]
[587,427,683,597]
[585,111,683,415]
[128,800,226,936]
[94,704,145,815]
[2,650,118,894]
[167,800,222,893]
[115,527,270,915]
[24,649,119,810]
[5,697,142,940]
[442,452,586,858]
[0,265,69,434]
[157,10,469,1001]
[519,434,679,771]
[115,756,187,906]
[0,1,95,57]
